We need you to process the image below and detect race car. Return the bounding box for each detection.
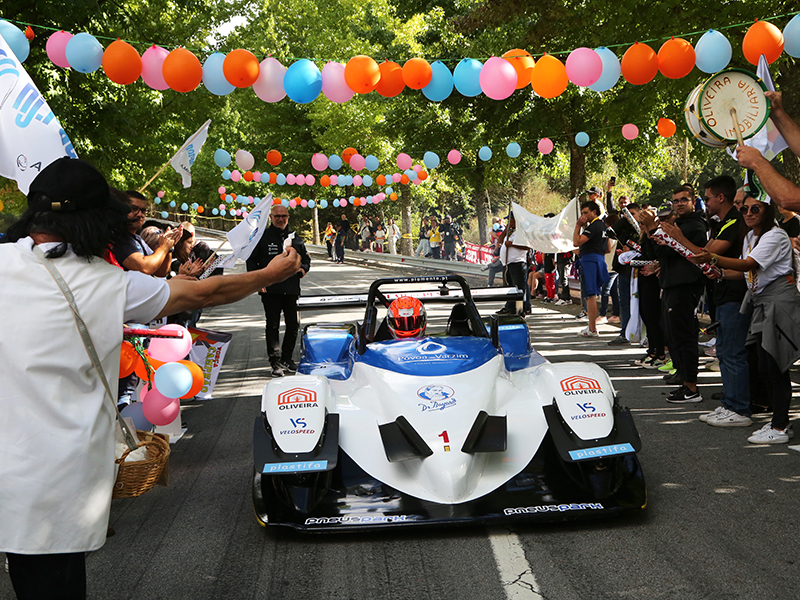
[252,275,645,531]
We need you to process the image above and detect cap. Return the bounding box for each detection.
[656,201,674,218]
[586,186,602,196]
[27,157,130,214]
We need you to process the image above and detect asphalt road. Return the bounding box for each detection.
[3,254,800,600]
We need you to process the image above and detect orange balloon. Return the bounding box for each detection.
[530,54,568,99]
[375,61,405,97]
[197,206,204,213]
[353,198,361,206]
[273,198,281,205]
[269,172,277,183]
[344,55,381,94]
[390,192,398,201]
[376,174,386,186]
[231,193,237,200]
[223,49,260,88]
[134,353,164,382]
[743,20,784,65]
[418,171,428,181]
[400,174,410,185]
[220,193,226,201]
[657,38,695,79]
[342,147,357,164]
[243,171,253,182]
[267,150,282,166]
[657,118,677,137]
[621,42,659,85]
[503,49,535,89]
[177,360,205,399]
[119,342,139,378]
[402,58,432,89]
[321,175,331,187]
[162,48,203,92]
[102,39,142,85]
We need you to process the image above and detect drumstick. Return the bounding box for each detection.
[730,107,745,146]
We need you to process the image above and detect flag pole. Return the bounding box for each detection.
[138,119,211,194]
[202,240,227,269]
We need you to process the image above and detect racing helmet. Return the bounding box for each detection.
[387,296,427,338]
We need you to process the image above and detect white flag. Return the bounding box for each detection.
[511,198,579,254]
[218,194,273,268]
[0,35,76,194]
[170,119,210,188]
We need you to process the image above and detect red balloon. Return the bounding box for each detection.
[342,147,357,164]
[119,342,138,378]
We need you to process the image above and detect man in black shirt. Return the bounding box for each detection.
[112,190,180,276]
[572,200,609,337]
[335,213,349,263]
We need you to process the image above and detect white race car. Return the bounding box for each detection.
[252,275,645,530]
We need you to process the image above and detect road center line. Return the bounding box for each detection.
[487,528,544,600]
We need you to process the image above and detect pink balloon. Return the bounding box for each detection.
[565,47,603,87]
[286,174,296,185]
[218,186,226,194]
[236,209,242,216]
[340,199,348,207]
[253,171,262,182]
[392,173,402,183]
[447,149,462,164]
[413,178,422,185]
[330,174,338,185]
[301,199,308,207]
[253,57,286,102]
[311,153,328,171]
[374,196,381,203]
[305,174,315,185]
[296,174,305,186]
[479,56,517,100]
[413,164,422,172]
[622,123,639,140]
[157,190,165,198]
[142,387,180,427]
[219,204,225,210]
[350,154,366,171]
[242,211,249,217]
[353,175,363,186]
[538,138,554,154]
[396,153,413,170]
[231,170,241,182]
[321,61,354,103]
[149,324,192,362]
[289,199,297,208]
[46,31,72,69]
[141,45,169,90]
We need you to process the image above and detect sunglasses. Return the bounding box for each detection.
[740,204,762,215]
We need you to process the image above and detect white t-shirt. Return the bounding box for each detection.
[742,226,794,294]
[505,231,528,264]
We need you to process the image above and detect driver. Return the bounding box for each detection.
[387,296,427,338]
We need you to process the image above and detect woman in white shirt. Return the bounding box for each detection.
[694,194,800,444]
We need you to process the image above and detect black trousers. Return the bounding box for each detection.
[334,235,345,262]
[638,274,665,358]
[662,283,703,383]
[261,294,299,366]
[325,240,332,258]
[754,336,793,430]
[7,552,86,600]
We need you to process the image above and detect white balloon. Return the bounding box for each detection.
[253,57,286,103]
[235,149,255,171]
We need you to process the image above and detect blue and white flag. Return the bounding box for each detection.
[0,35,76,193]
[170,119,210,188]
[218,194,273,268]
[511,198,579,254]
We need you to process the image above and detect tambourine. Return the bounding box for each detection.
[684,68,771,148]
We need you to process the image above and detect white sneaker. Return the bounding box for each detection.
[596,316,608,325]
[578,326,599,338]
[747,423,790,444]
[699,406,725,423]
[707,408,752,427]
[554,299,570,306]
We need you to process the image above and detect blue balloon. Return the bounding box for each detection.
[281,199,289,207]
[366,195,373,202]
[169,200,176,207]
[423,151,440,169]
[333,199,340,207]
[251,197,258,204]
[318,199,327,208]
[154,197,161,204]
[276,173,286,185]
[695,30,732,74]
[203,52,235,96]
[220,209,227,216]
[181,203,188,211]
[222,169,231,180]
[328,155,343,170]
[120,402,153,430]
[344,175,354,186]
[212,208,219,215]
[479,146,493,161]
[385,186,393,194]
[589,47,621,92]
[349,195,355,201]
[284,59,322,104]
[192,203,199,209]
[423,60,454,102]
[225,195,232,203]
[453,58,483,97]
[308,199,315,208]
[214,149,231,168]
[506,142,521,158]
[161,211,169,218]
[785,15,800,58]
[405,169,418,181]
[154,362,193,399]
[0,21,30,62]
[363,175,373,187]
[365,155,380,171]
[64,32,103,74]
[575,132,590,147]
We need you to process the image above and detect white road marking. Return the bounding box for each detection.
[487,528,543,599]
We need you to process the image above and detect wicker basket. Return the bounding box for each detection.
[113,430,170,499]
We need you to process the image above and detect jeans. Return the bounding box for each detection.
[487,262,505,287]
[334,235,345,262]
[618,272,631,332]
[716,301,751,416]
[600,271,619,316]
[556,254,571,300]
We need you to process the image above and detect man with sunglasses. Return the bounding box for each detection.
[642,184,708,403]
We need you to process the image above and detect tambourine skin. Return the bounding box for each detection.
[698,68,771,142]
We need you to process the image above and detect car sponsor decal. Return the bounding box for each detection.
[262,460,328,473]
[504,503,604,515]
[277,387,319,410]
[278,417,316,435]
[438,430,451,451]
[417,384,457,412]
[304,515,412,525]
[570,402,607,420]
[559,375,604,396]
[568,443,635,461]
[399,340,469,363]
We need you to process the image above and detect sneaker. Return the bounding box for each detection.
[658,360,674,372]
[633,354,655,367]
[644,357,667,369]
[704,346,717,357]
[554,299,571,306]
[699,406,725,422]
[271,364,284,378]
[663,371,684,385]
[608,335,629,346]
[575,311,587,320]
[607,315,621,323]
[281,360,298,373]
[578,326,599,338]
[747,423,790,444]
[666,386,702,403]
[496,307,515,315]
[596,316,608,325]
[707,408,752,427]
[706,360,720,372]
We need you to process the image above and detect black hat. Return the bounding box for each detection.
[27,157,130,214]
[586,186,602,196]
